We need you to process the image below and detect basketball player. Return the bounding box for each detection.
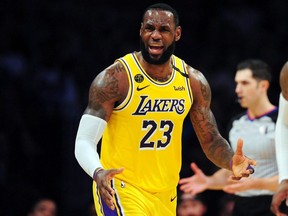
[74,3,256,215]
[179,59,278,216]
[271,61,288,216]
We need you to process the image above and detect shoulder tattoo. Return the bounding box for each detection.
[90,62,124,105]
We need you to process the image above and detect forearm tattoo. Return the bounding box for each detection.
[191,76,233,168]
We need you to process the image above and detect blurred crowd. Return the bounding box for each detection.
[0,0,287,215]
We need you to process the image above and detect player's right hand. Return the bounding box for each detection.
[94,168,124,210]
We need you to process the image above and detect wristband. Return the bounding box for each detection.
[93,167,104,180]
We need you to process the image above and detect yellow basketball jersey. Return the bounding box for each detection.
[101,52,193,192]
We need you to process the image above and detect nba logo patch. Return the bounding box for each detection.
[134,74,144,83]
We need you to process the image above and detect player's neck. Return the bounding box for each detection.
[137,52,173,82]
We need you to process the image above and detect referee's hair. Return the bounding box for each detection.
[236,59,272,82]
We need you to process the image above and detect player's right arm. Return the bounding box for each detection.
[75,61,128,210]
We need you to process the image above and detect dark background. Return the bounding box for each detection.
[0,0,287,215]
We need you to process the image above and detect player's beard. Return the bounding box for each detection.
[140,38,175,65]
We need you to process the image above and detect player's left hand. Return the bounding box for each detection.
[231,138,256,179]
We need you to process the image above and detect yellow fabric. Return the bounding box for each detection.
[93,178,177,215]
[101,52,193,192]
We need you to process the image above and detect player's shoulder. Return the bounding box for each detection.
[91,59,128,91]
[100,58,127,77]
[179,61,206,81]
[184,64,210,91]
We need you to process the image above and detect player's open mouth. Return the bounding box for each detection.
[149,46,164,55]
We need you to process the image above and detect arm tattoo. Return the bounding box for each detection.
[200,79,209,101]
[191,77,213,143]
[192,109,232,168]
[89,63,124,109]
[191,75,233,168]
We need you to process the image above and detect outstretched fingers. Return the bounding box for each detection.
[190,162,201,174]
[235,139,257,166]
[235,138,244,156]
[232,139,257,178]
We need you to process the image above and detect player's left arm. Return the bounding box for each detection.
[187,66,256,176]
[187,66,233,170]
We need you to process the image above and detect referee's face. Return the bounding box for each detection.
[235,69,263,109]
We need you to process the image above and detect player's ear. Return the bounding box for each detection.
[175,26,181,41]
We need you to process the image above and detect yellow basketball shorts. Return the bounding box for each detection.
[92,178,177,216]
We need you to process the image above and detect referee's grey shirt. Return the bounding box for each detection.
[228,108,278,197]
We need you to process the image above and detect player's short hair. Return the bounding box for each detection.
[142,3,180,27]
